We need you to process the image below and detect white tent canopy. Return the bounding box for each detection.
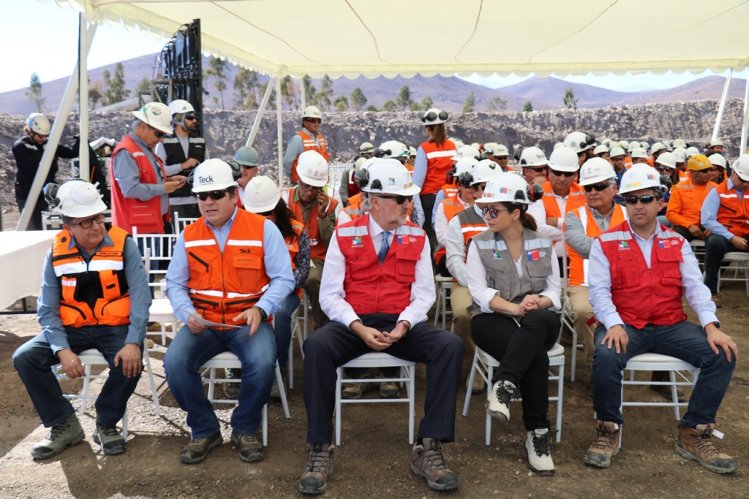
[72,0,749,78]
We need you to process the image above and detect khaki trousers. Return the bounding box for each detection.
[567,285,595,362]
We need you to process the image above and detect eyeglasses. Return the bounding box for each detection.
[196,190,229,201]
[550,169,577,178]
[583,182,611,192]
[421,110,448,123]
[624,194,657,205]
[375,194,413,205]
[183,114,196,121]
[298,180,322,192]
[481,206,510,218]
[149,126,167,139]
[471,182,487,191]
[70,214,106,229]
[304,118,321,124]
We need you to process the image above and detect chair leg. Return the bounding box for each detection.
[80,364,93,414]
[556,362,564,443]
[570,329,578,383]
[335,367,343,446]
[485,364,493,446]
[262,404,268,447]
[287,330,294,390]
[122,407,129,440]
[142,348,162,417]
[670,370,680,420]
[408,365,415,445]
[462,349,479,417]
[275,362,291,418]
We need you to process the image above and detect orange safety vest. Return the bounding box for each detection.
[715,179,749,237]
[441,182,458,199]
[111,134,170,234]
[290,129,330,184]
[184,209,270,326]
[52,227,131,328]
[598,221,686,329]
[433,195,468,264]
[678,170,690,183]
[420,139,457,195]
[541,181,586,219]
[342,193,365,222]
[567,204,627,287]
[665,178,717,229]
[285,187,338,260]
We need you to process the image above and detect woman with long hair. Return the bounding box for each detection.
[466,172,561,476]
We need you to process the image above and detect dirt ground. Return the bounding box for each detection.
[0,285,747,499]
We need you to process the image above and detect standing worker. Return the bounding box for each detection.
[284,106,330,185]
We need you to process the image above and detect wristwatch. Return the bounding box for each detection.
[704,321,720,331]
[255,306,268,321]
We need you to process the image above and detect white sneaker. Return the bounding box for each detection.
[486,380,517,421]
[525,428,554,476]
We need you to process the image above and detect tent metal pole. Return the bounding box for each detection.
[712,69,732,142]
[741,76,749,154]
[16,22,97,231]
[78,13,90,181]
[300,77,306,109]
[245,78,275,147]
[276,78,284,187]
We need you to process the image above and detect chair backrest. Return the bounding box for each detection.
[132,227,179,297]
[173,211,199,234]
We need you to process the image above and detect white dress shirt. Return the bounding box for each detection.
[435,194,472,249]
[445,205,487,287]
[528,194,567,256]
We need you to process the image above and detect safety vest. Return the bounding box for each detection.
[678,170,690,184]
[161,135,206,198]
[420,139,457,195]
[184,209,270,326]
[342,193,365,222]
[567,204,627,287]
[337,215,426,315]
[52,227,131,328]
[433,194,469,264]
[471,228,553,308]
[665,178,717,229]
[286,218,305,271]
[284,187,338,260]
[541,181,586,219]
[456,207,488,248]
[111,135,170,234]
[598,221,687,329]
[441,182,459,199]
[715,179,749,237]
[290,129,330,184]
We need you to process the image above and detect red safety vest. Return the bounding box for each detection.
[567,204,627,287]
[290,129,330,184]
[337,215,425,315]
[285,187,338,260]
[433,195,467,264]
[52,227,131,328]
[420,139,457,195]
[111,135,170,234]
[598,221,686,329]
[541,181,586,219]
[715,179,749,237]
[184,210,270,326]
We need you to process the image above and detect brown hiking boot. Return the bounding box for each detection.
[711,294,722,308]
[298,443,334,495]
[411,438,459,491]
[583,421,620,468]
[676,424,736,474]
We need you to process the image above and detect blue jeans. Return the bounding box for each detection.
[12,326,141,428]
[164,323,276,439]
[592,321,735,428]
[274,292,300,371]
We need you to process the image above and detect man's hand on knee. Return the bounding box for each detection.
[114,343,142,378]
[601,324,628,354]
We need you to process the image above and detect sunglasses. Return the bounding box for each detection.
[471,182,487,191]
[421,110,448,123]
[524,166,547,173]
[197,189,229,201]
[375,194,413,205]
[550,169,577,178]
[149,126,167,139]
[481,206,510,218]
[583,182,611,192]
[184,114,196,121]
[70,213,106,229]
[624,194,657,205]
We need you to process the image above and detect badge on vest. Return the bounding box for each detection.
[352,236,363,248]
[658,239,672,249]
[618,240,630,250]
[527,249,545,262]
[493,249,502,260]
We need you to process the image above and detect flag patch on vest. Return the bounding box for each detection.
[618,240,630,250]
[527,249,541,261]
[658,239,672,248]
[352,236,363,248]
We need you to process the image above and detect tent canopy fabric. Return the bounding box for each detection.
[70,0,749,78]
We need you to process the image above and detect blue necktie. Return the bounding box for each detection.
[378,231,391,264]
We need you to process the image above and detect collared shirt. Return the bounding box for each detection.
[588,224,718,330]
[528,192,567,256]
[434,193,471,248]
[412,146,428,188]
[37,233,151,353]
[701,177,744,240]
[112,131,169,215]
[563,205,617,258]
[319,216,436,328]
[166,207,295,323]
[465,240,561,313]
[154,139,188,177]
[283,130,325,177]
[445,205,485,287]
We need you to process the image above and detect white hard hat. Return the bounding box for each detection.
[685,146,701,158]
[422,108,448,125]
[453,144,481,161]
[454,157,480,177]
[631,148,648,160]
[618,140,630,150]
[619,164,664,195]
[476,172,531,205]
[168,99,195,115]
[732,154,749,181]
[243,176,281,213]
[548,146,580,172]
[470,159,502,185]
[609,146,625,158]
[709,138,724,147]
[408,146,417,157]
[377,140,409,159]
[132,102,173,135]
[627,141,641,153]
[672,138,687,149]
[579,158,616,186]
[302,106,322,119]
[362,158,420,196]
[563,131,596,153]
[192,159,238,193]
[593,144,609,156]
[26,113,51,135]
[553,142,565,150]
[519,146,548,168]
[672,147,687,163]
[491,143,510,157]
[708,153,727,169]
[296,150,329,187]
[650,142,668,156]
[655,151,676,169]
[451,138,465,149]
[359,142,375,153]
[53,180,108,218]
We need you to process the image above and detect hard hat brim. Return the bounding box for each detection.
[192,180,238,193]
[298,172,328,187]
[244,192,281,214]
[132,110,174,135]
[58,200,108,219]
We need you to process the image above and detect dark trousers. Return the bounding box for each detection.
[672,225,698,242]
[12,325,141,428]
[704,234,749,294]
[303,313,464,444]
[16,195,44,230]
[471,309,559,431]
[419,193,438,258]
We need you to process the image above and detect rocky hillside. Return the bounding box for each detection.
[0,98,744,221]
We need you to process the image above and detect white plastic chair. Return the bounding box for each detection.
[433,275,453,329]
[200,352,290,447]
[689,239,706,269]
[334,352,416,445]
[717,251,749,296]
[462,343,566,444]
[172,212,199,234]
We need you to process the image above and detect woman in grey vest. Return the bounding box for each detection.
[465,172,561,476]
